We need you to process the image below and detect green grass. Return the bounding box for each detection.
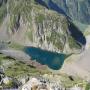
[68,36,81,49]
[26,30,33,42]
[84,30,90,36]
[8,42,24,50]
[7,0,32,31]
[0,53,49,78]
[9,15,17,29]
[85,83,90,90]
[59,74,86,88]
[47,31,64,51]
[36,14,45,23]
[8,0,32,18]
[0,54,4,65]
[5,61,49,77]
[1,54,87,88]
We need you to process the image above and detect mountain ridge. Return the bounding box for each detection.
[37,0,90,25]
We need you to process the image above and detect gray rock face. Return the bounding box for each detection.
[38,0,90,24]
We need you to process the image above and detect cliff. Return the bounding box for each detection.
[0,0,85,53]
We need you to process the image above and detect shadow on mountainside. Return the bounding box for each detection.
[68,21,86,46]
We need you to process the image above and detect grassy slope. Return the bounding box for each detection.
[0,53,50,77]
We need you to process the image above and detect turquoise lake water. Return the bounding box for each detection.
[24,47,68,70]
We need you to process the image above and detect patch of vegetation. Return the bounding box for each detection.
[0,54,4,65]
[8,42,24,50]
[60,74,86,88]
[9,15,17,30]
[0,55,8,61]
[26,30,33,42]
[0,54,15,67]
[36,14,45,23]
[61,19,68,32]
[85,83,90,90]
[84,30,90,36]
[2,80,15,89]
[8,0,32,30]
[8,0,32,15]
[5,61,49,77]
[47,31,64,51]
[68,36,81,49]
[0,53,50,77]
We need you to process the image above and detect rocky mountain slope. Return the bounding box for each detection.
[37,0,90,25]
[0,0,90,86]
[0,0,85,53]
